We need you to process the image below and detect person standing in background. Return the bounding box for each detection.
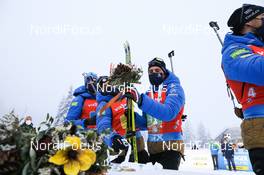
[210,141,220,170]
[20,116,35,133]
[221,139,236,171]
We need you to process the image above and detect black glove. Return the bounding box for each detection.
[123,87,143,106]
[181,114,187,122]
[111,155,126,164]
[112,135,129,152]
[234,107,244,119]
[83,117,96,127]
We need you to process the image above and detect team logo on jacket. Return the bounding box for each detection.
[147,115,162,133]
[257,51,264,55]
[247,87,256,103]
[114,103,126,112]
[86,103,97,107]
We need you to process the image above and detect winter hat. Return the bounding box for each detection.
[83,72,98,85]
[96,76,108,88]
[24,116,32,121]
[148,57,167,74]
[228,4,264,33]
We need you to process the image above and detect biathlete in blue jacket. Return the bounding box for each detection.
[124,58,185,170]
[96,76,149,164]
[222,4,264,174]
[65,72,98,129]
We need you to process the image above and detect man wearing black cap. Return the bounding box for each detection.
[222,4,264,175]
[125,57,185,170]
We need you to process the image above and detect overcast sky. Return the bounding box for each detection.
[0,0,262,137]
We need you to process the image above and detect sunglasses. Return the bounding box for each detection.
[154,57,164,62]
[148,57,165,66]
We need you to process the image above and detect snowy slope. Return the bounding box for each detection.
[108,167,254,175]
[107,147,254,175]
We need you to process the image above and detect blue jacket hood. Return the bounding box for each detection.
[163,70,181,85]
[73,85,95,99]
[96,92,113,103]
[222,32,264,53]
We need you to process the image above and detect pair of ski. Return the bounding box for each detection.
[99,41,138,163]
[124,41,138,163]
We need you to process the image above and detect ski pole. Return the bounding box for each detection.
[167,50,188,122]
[209,21,223,46]
[209,21,244,119]
[168,50,175,73]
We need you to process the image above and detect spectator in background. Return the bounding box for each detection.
[222,140,237,171]
[210,141,220,170]
[20,116,35,133]
[192,144,198,150]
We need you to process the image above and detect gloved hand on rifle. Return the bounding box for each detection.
[123,86,143,106]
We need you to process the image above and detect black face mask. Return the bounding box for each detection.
[255,18,264,40]
[87,83,96,94]
[149,73,164,86]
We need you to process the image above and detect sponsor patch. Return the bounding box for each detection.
[230,49,250,59]
[71,102,78,106]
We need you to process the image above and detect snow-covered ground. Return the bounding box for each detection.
[108,169,254,175]
[107,157,255,175]
[107,163,255,175]
[108,163,255,175]
[107,147,255,175]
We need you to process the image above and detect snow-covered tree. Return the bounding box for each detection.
[206,129,212,141]
[54,86,73,126]
[183,120,196,147]
[197,122,210,147]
